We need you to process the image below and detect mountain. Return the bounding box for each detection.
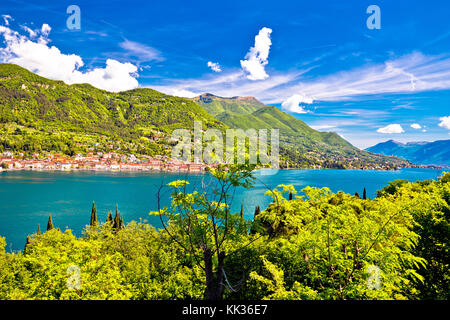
[194,93,409,169]
[0,63,224,157]
[0,63,410,169]
[367,139,450,166]
[193,93,265,116]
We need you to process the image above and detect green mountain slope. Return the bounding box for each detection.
[192,93,265,116]
[0,63,224,157]
[195,93,409,169]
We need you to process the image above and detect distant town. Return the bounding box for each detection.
[0,152,212,173]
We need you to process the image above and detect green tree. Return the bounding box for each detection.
[106,211,113,224]
[90,201,98,227]
[151,164,257,300]
[46,215,54,231]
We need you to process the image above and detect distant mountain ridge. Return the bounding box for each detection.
[366,139,450,166]
[194,93,408,169]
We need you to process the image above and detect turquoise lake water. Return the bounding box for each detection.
[0,168,446,251]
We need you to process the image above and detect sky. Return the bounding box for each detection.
[0,0,450,149]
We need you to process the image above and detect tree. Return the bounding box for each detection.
[254,205,261,217]
[90,201,98,226]
[363,187,367,200]
[46,215,54,231]
[106,211,113,224]
[354,192,361,198]
[24,236,31,254]
[37,224,41,235]
[151,164,259,300]
[289,192,293,201]
[113,205,123,230]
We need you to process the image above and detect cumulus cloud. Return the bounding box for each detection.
[207,61,222,72]
[0,23,139,92]
[438,116,450,130]
[163,88,199,98]
[281,94,313,113]
[377,124,405,134]
[411,123,422,129]
[240,27,272,80]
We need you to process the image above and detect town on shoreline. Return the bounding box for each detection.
[1,151,447,173]
[0,152,213,173]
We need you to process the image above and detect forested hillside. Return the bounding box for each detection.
[0,63,409,169]
[0,64,224,157]
[194,93,410,169]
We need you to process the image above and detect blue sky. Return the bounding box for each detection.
[1,0,450,148]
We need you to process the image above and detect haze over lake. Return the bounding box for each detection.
[0,168,445,250]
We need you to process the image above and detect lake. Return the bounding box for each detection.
[0,168,446,251]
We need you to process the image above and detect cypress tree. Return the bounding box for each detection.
[289,192,293,201]
[113,205,120,230]
[240,204,244,219]
[119,215,124,229]
[46,215,54,231]
[37,224,41,235]
[254,205,261,218]
[24,236,31,254]
[250,206,261,235]
[90,201,98,226]
[363,187,367,200]
[106,211,113,224]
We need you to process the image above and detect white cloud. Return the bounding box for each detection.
[377,124,405,134]
[118,39,163,62]
[2,15,12,26]
[311,125,336,130]
[411,123,422,129]
[207,61,222,72]
[0,23,139,92]
[438,116,450,130]
[41,24,51,37]
[240,27,272,80]
[281,94,313,113]
[163,88,199,98]
[152,52,450,105]
[21,26,37,38]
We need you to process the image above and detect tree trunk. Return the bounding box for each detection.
[203,249,226,300]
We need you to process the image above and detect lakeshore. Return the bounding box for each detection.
[0,152,213,173]
[0,151,448,173]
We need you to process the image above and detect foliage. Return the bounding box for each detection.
[0,173,448,300]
